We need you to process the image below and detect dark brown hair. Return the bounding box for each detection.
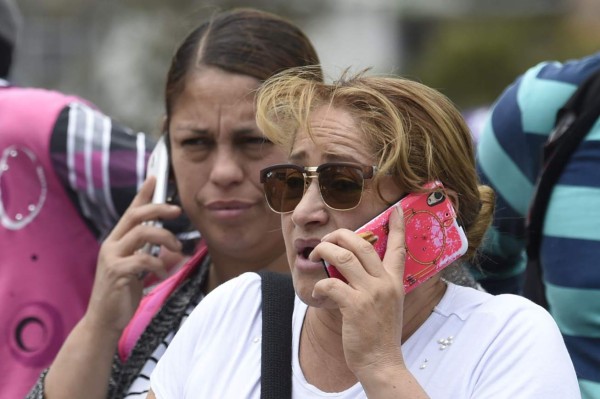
[164,8,322,128]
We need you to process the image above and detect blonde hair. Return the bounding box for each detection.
[256,67,494,260]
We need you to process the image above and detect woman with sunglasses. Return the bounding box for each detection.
[27,9,323,399]
[149,68,580,398]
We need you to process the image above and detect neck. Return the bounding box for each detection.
[205,250,289,293]
[300,307,356,392]
[401,277,447,342]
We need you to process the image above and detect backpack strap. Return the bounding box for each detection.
[524,68,600,308]
[257,271,295,399]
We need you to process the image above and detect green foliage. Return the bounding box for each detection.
[404,15,600,109]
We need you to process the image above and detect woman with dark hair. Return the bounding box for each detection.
[27,8,322,399]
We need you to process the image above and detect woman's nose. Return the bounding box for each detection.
[290,178,328,226]
[209,149,244,186]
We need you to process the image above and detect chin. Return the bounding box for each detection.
[292,272,338,309]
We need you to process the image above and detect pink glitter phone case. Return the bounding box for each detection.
[324,181,468,293]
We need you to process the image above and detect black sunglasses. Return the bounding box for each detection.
[259,162,378,213]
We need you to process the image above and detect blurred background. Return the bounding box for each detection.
[11,0,600,137]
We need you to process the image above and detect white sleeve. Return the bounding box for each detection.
[471,296,581,398]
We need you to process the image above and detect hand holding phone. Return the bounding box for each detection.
[324,181,468,293]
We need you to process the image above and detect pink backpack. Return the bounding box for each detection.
[0,87,98,398]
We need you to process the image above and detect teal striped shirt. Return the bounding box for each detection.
[475,52,600,398]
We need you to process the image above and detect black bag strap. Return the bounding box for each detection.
[524,68,600,308]
[258,271,295,399]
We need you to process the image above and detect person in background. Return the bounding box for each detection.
[0,1,158,397]
[148,68,580,398]
[472,51,600,398]
[463,105,490,144]
[27,8,323,399]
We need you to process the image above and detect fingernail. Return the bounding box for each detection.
[395,203,403,215]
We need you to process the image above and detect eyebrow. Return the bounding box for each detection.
[170,124,209,134]
[232,127,262,136]
[171,126,261,137]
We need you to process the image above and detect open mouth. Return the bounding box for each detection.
[300,247,315,260]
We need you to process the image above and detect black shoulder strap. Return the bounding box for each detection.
[524,68,600,308]
[258,271,295,399]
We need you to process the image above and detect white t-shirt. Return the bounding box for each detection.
[151,273,580,399]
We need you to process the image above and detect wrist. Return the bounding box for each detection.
[80,312,124,343]
[360,364,428,399]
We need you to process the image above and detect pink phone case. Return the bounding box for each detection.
[324,181,468,293]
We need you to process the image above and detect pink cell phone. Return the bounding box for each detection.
[323,181,468,293]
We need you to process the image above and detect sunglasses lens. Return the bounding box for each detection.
[319,165,364,210]
[262,164,369,213]
[263,167,305,213]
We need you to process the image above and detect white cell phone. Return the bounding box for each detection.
[142,136,170,257]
